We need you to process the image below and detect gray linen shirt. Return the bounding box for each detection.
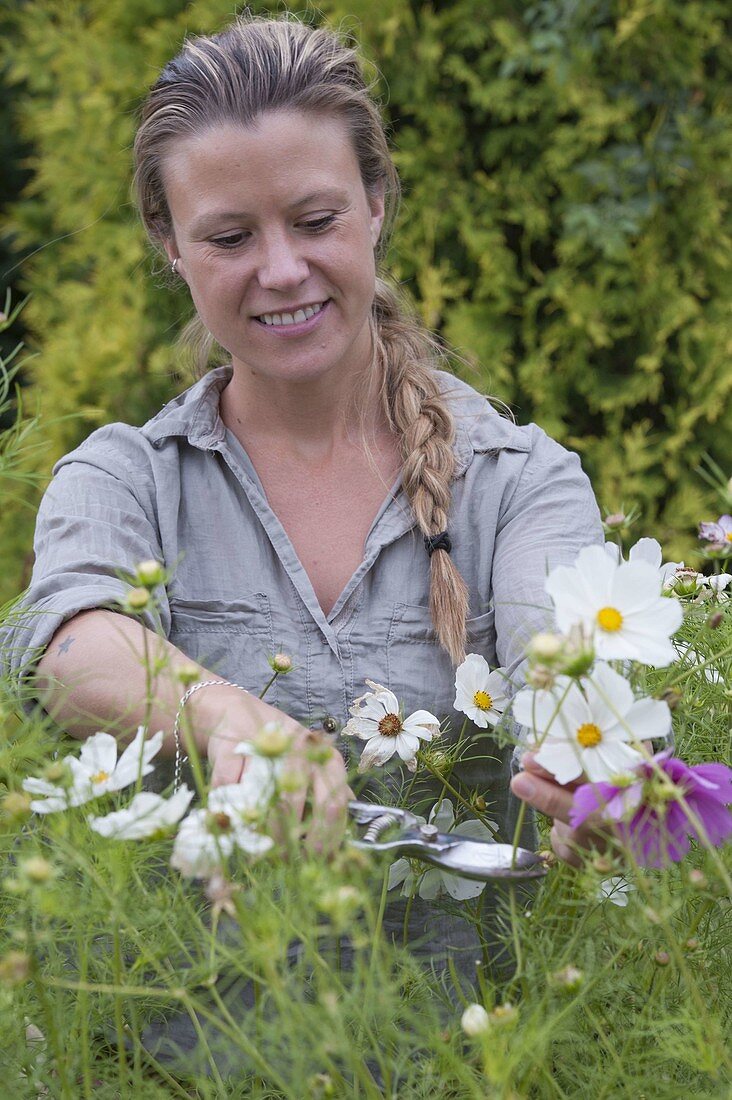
[2,365,602,805]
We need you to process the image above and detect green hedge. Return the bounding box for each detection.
[2,0,731,599]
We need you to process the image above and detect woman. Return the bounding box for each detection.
[3,15,601,957]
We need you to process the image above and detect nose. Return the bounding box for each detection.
[256,229,309,291]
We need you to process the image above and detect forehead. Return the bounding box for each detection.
[161,110,364,226]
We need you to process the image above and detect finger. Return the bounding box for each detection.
[510,770,576,824]
[520,753,584,792]
[304,763,351,855]
[209,740,246,787]
[550,821,583,868]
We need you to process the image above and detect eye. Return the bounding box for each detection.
[300,214,337,232]
[210,232,248,249]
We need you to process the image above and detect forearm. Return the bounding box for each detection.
[34,609,272,754]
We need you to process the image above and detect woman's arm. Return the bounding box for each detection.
[34,609,351,843]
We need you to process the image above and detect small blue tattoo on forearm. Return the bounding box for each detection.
[57,637,75,655]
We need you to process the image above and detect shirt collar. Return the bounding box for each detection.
[143,364,531,467]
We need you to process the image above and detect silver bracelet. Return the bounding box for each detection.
[173,679,248,791]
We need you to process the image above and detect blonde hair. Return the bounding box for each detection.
[133,14,469,664]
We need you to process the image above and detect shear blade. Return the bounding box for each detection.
[432,840,547,881]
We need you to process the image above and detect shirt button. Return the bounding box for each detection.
[322,715,339,734]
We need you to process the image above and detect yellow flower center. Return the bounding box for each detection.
[473,690,493,711]
[576,723,602,748]
[90,770,111,784]
[726,532,732,542]
[596,606,623,632]
[378,713,403,737]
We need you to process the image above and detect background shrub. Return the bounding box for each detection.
[1,0,731,601]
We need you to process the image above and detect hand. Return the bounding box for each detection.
[510,753,612,867]
[206,694,352,854]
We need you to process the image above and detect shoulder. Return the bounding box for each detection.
[435,370,579,474]
[52,366,232,482]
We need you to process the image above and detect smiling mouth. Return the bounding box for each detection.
[254,300,328,327]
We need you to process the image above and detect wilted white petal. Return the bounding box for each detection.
[89,786,194,840]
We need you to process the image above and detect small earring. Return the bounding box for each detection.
[171,257,180,276]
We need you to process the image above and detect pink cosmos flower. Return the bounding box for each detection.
[569,752,732,869]
[698,514,732,545]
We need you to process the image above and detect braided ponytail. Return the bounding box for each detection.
[372,279,469,665]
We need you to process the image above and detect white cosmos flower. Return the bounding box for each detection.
[89,785,194,839]
[343,680,440,774]
[388,799,498,901]
[604,538,682,588]
[545,544,683,666]
[23,727,163,814]
[511,661,671,784]
[170,783,273,879]
[454,654,509,728]
[598,876,633,907]
[708,573,732,595]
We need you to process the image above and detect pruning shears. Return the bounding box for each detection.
[348,801,547,881]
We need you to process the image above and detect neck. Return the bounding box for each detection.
[220,360,391,460]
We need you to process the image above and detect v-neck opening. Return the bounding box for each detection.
[220,428,412,630]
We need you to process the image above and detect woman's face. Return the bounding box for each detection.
[161,110,385,389]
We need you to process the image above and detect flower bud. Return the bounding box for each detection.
[278,769,305,793]
[603,512,626,531]
[659,688,682,711]
[177,662,201,686]
[43,761,70,785]
[126,586,150,610]
[135,559,165,587]
[20,857,55,885]
[550,965,584,992]
[526,663,556,690]
[319,885,363,929]
[539,848,558,867]
[527,632,564,663]
[461,1003,490,1036]
[0,951,31,985]
[1,791,32,821]
[472,794,487,813]
[592,855,613,875]
[252,722,292,758]
[558,625,595,677]
[269,652,293,674]
[426,748,450,775]
[707,610,724,629]
[688,869,708,891]
[489,1002,518,1026]
[667,569,704,598]
[684,937,699,951]
[653,950,670,967]
[308,1073,335,1098]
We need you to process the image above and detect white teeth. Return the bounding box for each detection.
[259,301,325,326]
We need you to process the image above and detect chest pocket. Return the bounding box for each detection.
[167,595,274,691]
[386,604,497,733]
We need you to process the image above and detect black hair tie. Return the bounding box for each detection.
[424,530,452,557]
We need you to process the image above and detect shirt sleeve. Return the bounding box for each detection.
[491,426,604,681]
[0,425,171,694]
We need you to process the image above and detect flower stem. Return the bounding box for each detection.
[420,759,499,836]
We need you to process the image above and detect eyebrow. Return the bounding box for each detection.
[189,189,350,236]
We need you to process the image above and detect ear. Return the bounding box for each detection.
[368,185,386,249]
[162,236,185,279]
